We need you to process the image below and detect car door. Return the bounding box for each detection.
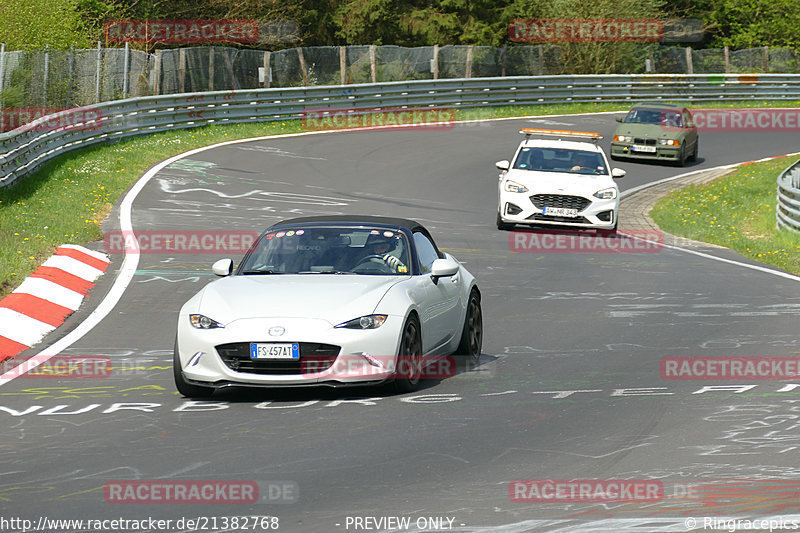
[413,231,460,354]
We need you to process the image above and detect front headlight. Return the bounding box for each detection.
[189,314,224,329]
[614,135,633,142]
[659,138,680,146]
[335,314,388,329]
[504,180,529,193]
[593,187,617,200]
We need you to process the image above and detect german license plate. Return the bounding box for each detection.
[250,343,300,360]
[632,144,656,153]
[543,206,578,217]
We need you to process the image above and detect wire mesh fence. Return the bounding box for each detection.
[2,42,800,131]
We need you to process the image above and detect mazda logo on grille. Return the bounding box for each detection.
[268,326,286,336]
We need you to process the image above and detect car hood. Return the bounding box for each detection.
[194,274,403,325]
[613,123,674,138]
[505,169,616,195]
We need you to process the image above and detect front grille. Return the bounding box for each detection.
[530,194,591,212]
[216,342,340,375]
[633,138,656,145]
[526,214,590,224]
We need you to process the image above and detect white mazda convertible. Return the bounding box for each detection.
[174,215,482,397]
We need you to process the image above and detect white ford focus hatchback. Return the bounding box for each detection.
[496,129,626,235]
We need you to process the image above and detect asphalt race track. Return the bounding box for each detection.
[3,112,800,533]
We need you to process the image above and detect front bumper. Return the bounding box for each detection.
[610,142,681,162]
[498,192,618,230]
[176,316,405,388]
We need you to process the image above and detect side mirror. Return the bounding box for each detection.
[611,168,626,179]
[615,117,624,123]
[495,160,510,171]
[212,258,233,276]
[430,258,459,282]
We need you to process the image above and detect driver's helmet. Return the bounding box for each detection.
[365,231,399,255]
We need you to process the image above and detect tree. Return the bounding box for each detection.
[0,0,92,49]
[709,0,800,49]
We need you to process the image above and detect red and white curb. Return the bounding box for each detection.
[0,244,110,360]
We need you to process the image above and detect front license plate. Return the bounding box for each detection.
[250,343,300,360]
[632,144,656,153]
[543,206,579,217]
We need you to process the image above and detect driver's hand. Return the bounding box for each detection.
[383,254,404,271]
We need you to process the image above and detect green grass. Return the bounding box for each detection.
[651,155,800,275]
[2,98,800,296]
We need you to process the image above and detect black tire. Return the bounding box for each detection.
[689,139,699,161]
[455,289,482,366]
[173,337,215,398]
[496,211,513,231]
[597,216,618,237]
[393,316,422,393]
[677,144,687,167]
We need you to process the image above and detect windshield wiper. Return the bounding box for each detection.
[297,270,355,275]
[240,269,284,275]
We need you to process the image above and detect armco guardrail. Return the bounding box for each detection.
[3,73,800,188]
[777,158,800,232]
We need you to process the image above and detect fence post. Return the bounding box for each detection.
[763,46,769,72]
[465,45,473,78]
[339,45,346,85]
[0,43,6,116]
[263,51,271,88]
[501,45,507,77]
[43,45,50,107]
[95,41,102,103]
[369,45,376,83]
[153,49,161,94]
[67,46,74,108]
[537,45,543,76]
[724,45,730,73]
[432,45,439,80]
[208,47,215,91]
[685,46,693,74]
[122,41,130,98]
[297,47,307,86]
[179,48,186,93]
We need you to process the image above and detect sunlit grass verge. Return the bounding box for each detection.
[2,98,800,296]
[651,155,800,275]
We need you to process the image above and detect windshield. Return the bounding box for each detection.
[623,107,684,127]
[512,147,608,175]
[238,226,411,276]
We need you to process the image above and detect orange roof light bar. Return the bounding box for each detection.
[519,128,603,140]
